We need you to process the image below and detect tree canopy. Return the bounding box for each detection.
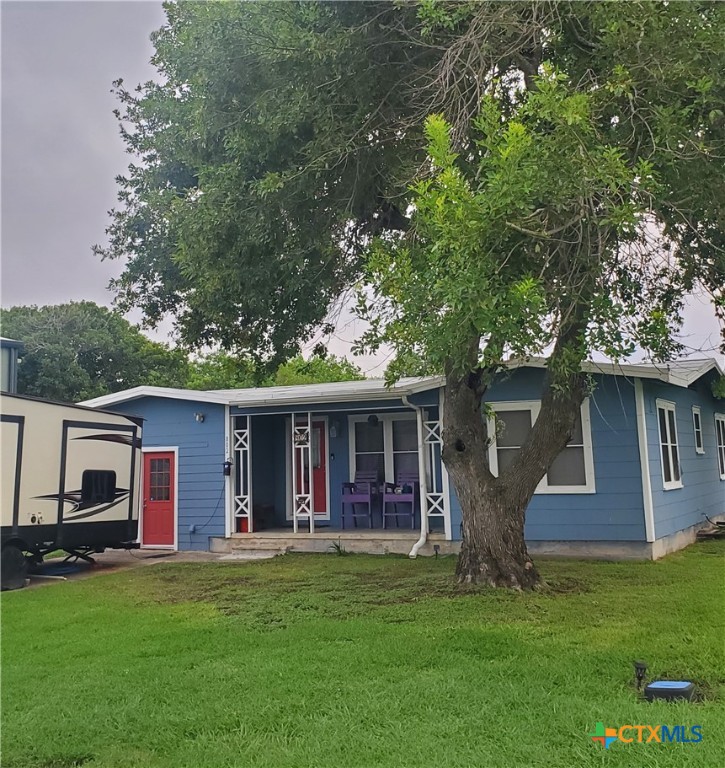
[0,302,189,403]
[100,1,724,369]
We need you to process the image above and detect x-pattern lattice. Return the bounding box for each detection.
[426,493,445,516]
[424,421,442,444]
[234,429,249,451]
[234,496,250,515]
[294,494,311,516]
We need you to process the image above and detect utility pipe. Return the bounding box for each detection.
[402,395,429,558]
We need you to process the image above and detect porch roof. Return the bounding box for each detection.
[79,376,444,410]
[214,376,445,407]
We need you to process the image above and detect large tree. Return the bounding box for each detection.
[0,302,189,402]
[101,1,724,587]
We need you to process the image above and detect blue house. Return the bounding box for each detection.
[81,358,725,559]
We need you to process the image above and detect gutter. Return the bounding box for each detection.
[402,395,429,558]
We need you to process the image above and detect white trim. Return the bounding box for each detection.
[224,406,232,538]
[348,412,417,483]
[81,386,231,408]
[288,416,331,521]
[635,379,656,542]
[504,357,723,389]
[692,406,705,454]
[140,446,179,550]
[715,413,725,480]
[655,399,683,490]
[439,388,453,541]
[487,399,596,494]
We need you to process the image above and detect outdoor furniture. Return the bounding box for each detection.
[341,481,375,528]
[382,471,419,529]
[341,470,380,528]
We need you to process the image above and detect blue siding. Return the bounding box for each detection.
[449,369,646,541]
[111,398,226,551]
[643,378,725,539]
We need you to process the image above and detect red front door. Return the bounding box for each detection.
[142,451,175,546]
[295,420,328,515]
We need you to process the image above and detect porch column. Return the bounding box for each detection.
[422,390,452,540]
[291,411,314,533]
[233,414,253,533]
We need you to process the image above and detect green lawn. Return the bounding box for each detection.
[2,543,724,768]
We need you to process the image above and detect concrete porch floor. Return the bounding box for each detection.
[211,530,458,556]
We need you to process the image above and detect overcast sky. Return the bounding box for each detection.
[1,0,722,369]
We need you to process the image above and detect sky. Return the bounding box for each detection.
[1,0,722,371]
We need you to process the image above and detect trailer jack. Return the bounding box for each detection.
[62,546,105,565]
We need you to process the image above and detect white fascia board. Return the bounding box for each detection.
[505,357,723,389]
[79,386,231,409]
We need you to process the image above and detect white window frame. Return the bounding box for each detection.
[692,406,705,454]
[348,412,422,483]
[487,399,596,494]
[715,413,725,481]
[656,399,683,491]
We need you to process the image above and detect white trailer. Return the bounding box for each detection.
[1,393,142,589]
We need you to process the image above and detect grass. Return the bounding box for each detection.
[1,542,724,768]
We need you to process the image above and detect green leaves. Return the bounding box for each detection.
[0,303,189,403]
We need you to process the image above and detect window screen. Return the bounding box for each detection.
[355,421,385,480]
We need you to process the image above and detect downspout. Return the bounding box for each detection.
[402,395,429,558]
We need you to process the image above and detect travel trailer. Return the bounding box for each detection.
[1,393,142,589]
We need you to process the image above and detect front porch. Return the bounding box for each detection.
[210,530,459,556]
[223,388,453,550]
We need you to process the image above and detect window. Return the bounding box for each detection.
[81,470,117,504]
[692,407,704,454]
[354,421,385,480]
[148,458,171,501]
[392,420,419,477]
[716,414,725,480]
[656,400,682,490]
[488,400,595,493]
[350,414,420,483]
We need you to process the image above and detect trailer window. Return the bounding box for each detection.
[81,470,117,504]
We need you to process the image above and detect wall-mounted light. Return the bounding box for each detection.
[367,414,379,426]
[194,412,205,423]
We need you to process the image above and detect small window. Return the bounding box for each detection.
[81,470,117,504]
[692,407,704,454]
[149,458,171,501]
[716,414,725,480]
[657,400,682,490]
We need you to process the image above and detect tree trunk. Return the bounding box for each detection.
[441,373,539,589]
[441,361,587,590]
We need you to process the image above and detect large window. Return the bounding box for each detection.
[350,414,420,483]
[488,400,595,494]
[716,414,725,480]
[656,400,682,490]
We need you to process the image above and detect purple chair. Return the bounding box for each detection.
[382,472,419,529]
[341,471,379,529]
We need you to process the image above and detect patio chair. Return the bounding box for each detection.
[382,471,419,529]
[341,478,376,529]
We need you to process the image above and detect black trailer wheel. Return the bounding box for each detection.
[1,544,28,591]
